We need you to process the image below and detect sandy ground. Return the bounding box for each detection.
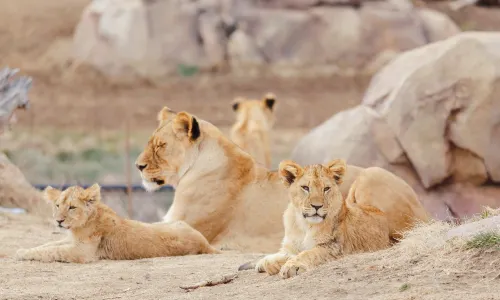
[1,212,500,300]
[2,1,500,299]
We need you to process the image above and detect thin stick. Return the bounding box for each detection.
[125,116,133,218]
[179,273,238,291]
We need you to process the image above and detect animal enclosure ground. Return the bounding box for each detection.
[1,212,500,300]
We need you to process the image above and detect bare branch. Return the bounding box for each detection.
[0,67,33,133]
[179,273,238,291]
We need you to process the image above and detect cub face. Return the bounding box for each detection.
[278,159,346,224]
[135,107,201,191]
[44,184,101,230]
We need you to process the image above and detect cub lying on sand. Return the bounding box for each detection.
[230,93,276,168]
[256,159,390,279]
[15,184,219,263]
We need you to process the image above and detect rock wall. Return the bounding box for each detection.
[291,32,500,221]
[72,0,460,79]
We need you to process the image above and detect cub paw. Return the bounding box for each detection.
[279,260,308,279]
[15,249,30,261]
[255,253,288,275]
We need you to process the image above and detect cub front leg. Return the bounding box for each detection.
[280,246,340,279]
[34,236,73,249]
[16,243,98,263]
[256,252,291,275]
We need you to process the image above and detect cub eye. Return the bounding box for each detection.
[324,187,331,193]
[69,206,76,210]
[56,204,59,208]
[301,186,309,192]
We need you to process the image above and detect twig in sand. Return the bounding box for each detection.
[180,273,238,291]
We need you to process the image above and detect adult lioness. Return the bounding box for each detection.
[230,93,276,168]
[15,184,219,263]
[135,108,430,253]
[256,159,390,279]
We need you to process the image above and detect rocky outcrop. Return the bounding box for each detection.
[72,0,460,79]
[0,154,51,218]
[291,32,500,221]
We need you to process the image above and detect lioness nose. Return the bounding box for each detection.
[311,204,323,211]
[136,164,147,171]
[57,219,65,225]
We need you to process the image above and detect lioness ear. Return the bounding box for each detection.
[279,160,304,187]
[85,183,101,204]
[326,159,346,184]
[43,186,61,203]
[232,97,244,112]
[172,112,201,141]
[263,93,276,110]
[157,106,176,124]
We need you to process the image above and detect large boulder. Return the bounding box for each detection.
[291,32,500,221]
[72,0,460,79]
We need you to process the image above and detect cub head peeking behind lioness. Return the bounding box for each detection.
[15,184,219,263]
[255,159,390,279]
[230,93,277,168]
[135,107,430,254]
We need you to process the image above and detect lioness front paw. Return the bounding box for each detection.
[255,253,288,275]
[279,260,308,279]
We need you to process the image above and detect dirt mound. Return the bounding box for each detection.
[1,211,499,299]
[0,154,51,217]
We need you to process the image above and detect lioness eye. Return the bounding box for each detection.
[69,206,76,210]
[56,204,59,208]
[324,187,331,193]
[301,186,309,192]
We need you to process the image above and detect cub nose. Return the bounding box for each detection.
[57,219,65,225]
[311,204,323,211]
[136,164,147,171]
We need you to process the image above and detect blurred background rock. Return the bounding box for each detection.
[1,0,499,222]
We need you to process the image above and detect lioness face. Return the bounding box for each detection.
[43,184,101,230]
[135,107,201,191]
[279,159,346,225]
[231,93,277,130]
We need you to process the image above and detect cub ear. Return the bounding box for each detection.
[326,159,346,184]
[157,106,176,124]
[172,111,201,142]
[85,183,101,205]
[263,93,276,110]
[279,160,304,187]
[232,97,244,112]
[43,186,61,203]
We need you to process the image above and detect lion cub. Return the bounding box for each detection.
[256,159,390,279]
[15,184,219,263]
[230,93,276,168]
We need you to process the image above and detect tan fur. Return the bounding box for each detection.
[15,184,219,263]
[135,108,430,253]
[256,160,391,279]
[230,93,276,168]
